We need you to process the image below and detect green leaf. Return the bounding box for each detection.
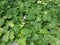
[27,12,36,20]
[39,28,48,35]
[0,18,4,27]
[2,31,10,42]
[0,42,5,45]
[10,31,14,40]
[16,37,26,45]
[0,28,4,36]
[6,21,15,28]
[30,41,36,45]
[7,41,13,45]
[32,34,39,41]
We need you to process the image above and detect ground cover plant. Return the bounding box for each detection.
[0,0,60,45]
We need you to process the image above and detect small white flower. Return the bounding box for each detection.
[12,42,18,45]
[23,15,26,19]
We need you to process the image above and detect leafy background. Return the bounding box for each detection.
[0,0,60,45]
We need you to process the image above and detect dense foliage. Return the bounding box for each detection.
[0,0,60,45]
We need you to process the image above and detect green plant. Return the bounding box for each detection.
[0,0,60,45]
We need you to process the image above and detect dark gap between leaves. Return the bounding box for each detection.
[47,43,51,45]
